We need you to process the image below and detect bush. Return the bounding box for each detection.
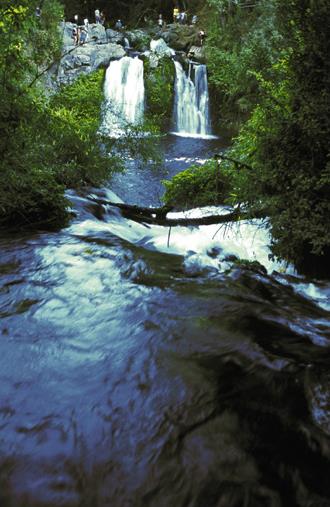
[162,160,232,209]
[0,169,69,229]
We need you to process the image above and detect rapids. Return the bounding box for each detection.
[0,158,329,505]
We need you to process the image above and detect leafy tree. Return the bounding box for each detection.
[0,0,69,228]
[207,0,330,275]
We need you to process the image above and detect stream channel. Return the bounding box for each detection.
[0,57,329,506]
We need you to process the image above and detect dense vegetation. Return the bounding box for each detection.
[163,160,231,208]
[144,56,175,130]
[0,0,69,228]
[0,0,150,229]
[166,0,330,276]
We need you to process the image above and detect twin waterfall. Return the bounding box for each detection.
[103,55,212,138]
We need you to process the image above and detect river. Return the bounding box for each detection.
[1,51,330,506]
[0,128,329,506]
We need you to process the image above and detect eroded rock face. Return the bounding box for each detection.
[187,45,206,64]
[88,23,107,44]
[58,42,125,85]
[106,28,125,45]
[58,23,126,85]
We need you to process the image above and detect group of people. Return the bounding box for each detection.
[157,10,199,29]
[172,8,188,24]
[71,9,104,46]
[173,8,198,25]
[94,9,106,25]
[71,11,126,46]
[72,24,88,45]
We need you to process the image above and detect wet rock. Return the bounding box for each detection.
[161,24,199,51]
[224,254,238,262]
[150,38,175,58]
[207,246,223,259]
[148,52,160,69]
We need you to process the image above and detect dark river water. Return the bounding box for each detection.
[0,134,329,507]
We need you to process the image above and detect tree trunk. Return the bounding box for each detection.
[90,197,267,226]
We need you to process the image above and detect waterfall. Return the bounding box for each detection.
[173,61,213,138]
[103,56,144,136]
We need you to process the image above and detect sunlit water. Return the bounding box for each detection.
[0,135,329,506]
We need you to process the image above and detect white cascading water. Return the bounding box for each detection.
[103,56,144,136]
[173,61,213,138]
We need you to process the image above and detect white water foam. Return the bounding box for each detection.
[102,56,145,137]
[70,203,287,274]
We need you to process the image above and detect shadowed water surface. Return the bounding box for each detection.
[0,135,329,506]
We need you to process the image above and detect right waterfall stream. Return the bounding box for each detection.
[173,60,214,138]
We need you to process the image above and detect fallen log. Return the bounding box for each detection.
[89,197,267,227]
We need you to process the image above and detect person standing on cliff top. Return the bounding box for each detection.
[95,9,100,24]
[158,14,164,28]
[115,19,123,30]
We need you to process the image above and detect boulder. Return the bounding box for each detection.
[161,24,199,51]
[58,43,125,85]
[125,29,151,50]
[88,23,107,44]
[187,45,206,63]
[106,28,125,45]
[148,53,160,69]
[90,43,126,69]
[150,38,175,57]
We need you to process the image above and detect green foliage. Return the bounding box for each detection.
[0,0,70,228]
[144,56,175,130]
[162,160,232,209]
[48,70,123,188]
[0,3,123,229]
[211,0,330,274]
[205,0,285,128]
[0,169,69,229]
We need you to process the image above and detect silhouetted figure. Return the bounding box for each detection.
[95,9,101,24]
[158,14,164,28]
[199,30,206,46]
[115,19,123,30]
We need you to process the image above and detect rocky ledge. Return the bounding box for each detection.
[57,22,206,85]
